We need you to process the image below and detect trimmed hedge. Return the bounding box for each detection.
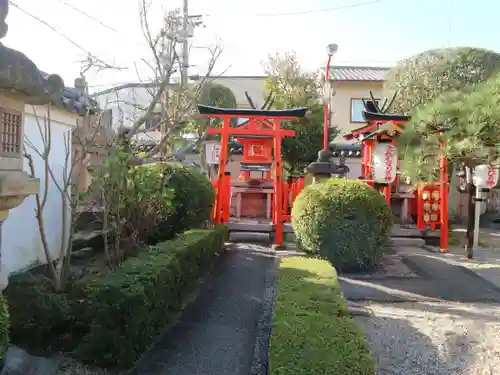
[75,225,227,369]
[269,257,375,375]
[291,178,393,272]
[0,295,9,365]
[4,274,71,353]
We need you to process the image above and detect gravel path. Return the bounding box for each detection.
[354,301,500,375]
[135,243,276,375]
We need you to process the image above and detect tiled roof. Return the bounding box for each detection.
[40,71,99,114]
[329,66,390,81]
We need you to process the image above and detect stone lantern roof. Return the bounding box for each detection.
[0,0,66,105]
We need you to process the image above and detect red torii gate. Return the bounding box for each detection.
[198,104,307,246]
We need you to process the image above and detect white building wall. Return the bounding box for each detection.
[96,85,153,130]
[93,77,269,131]
[2,106,77,275]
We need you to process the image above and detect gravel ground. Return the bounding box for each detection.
[354,301,500,375]
[55,355,115,375]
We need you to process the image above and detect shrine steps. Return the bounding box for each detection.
[227,219,294,243]
[389,225,430,248]
[226,223,426,247]
[229,231,271,243]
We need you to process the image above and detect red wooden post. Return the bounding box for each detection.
[222,172,231,222]
[274,118,284,246]
[298,177,305,193]
[416,183,426,231]
[439,138,449,252]
[211,180,217,222]
[214,117,230,223]
[361,142,367,178]
[383,184,391,205]
[290,179,297,205]
[283,179,290,221]
[366,140,373,178]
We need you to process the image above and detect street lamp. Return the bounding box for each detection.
[323,43,338,152]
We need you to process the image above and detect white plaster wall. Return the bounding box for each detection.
[2,106,77,275]
[96,86,152,130]
[93,77,268,131]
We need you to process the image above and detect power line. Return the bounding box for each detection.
[203,0,382,18]
[54,0,119,33]
[9,1,112,65]
[50,0,147,48]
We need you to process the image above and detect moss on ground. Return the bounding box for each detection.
[268,257,376,375]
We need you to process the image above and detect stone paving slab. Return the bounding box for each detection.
[342,253,419,280]
[134,244,276,375]
[425,245,500,291]
[340,248,500,303]
[340,241,500,375]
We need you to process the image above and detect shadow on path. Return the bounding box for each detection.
[340,252,500,303]
[134,244,276,375]
[355,311,483,375]
[339,247,500,374]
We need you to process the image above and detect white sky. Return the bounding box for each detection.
[3,0,460,92]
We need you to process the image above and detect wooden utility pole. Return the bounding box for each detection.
[181,0,189,87]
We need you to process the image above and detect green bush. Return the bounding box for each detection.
[99,158,213,246]
[291,178,393,272]
[0,294,9,365]
[75,225,227,369]
[269,257,375,375]
[4,274,71,353]
[158,163,215,239]
[119,162,175,245]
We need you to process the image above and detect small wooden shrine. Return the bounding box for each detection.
[344,91,449,252]
[343,93,406,203]
[232,93,278,218]
[198,92,308,246]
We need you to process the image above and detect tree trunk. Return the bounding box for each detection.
[465,182,475,259]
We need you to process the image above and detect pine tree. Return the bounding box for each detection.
[385,47,500,115]
[399,71,500,257]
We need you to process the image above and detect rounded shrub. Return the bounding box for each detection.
[291,178,393,272]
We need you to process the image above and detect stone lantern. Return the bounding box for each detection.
[0,0,65,290]
[306,149,333,183]
[306,145,350,183]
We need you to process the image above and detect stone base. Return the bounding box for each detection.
[0,169,40,221]
[1,346,58,375]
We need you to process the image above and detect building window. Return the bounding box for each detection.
[350,98,381,123]
[0,107,22,156]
